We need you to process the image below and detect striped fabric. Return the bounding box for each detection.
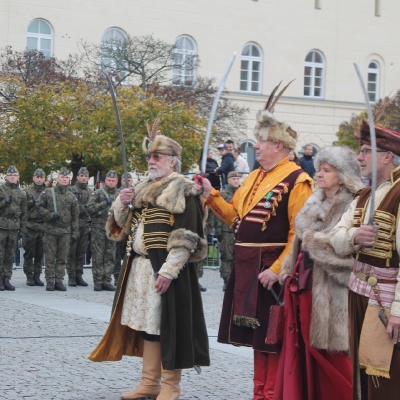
[349,260,398,307]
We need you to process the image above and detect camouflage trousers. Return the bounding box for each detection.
[67,225,89,278]
[219,231,235,279]
[91,226,116,284]
[43,233,70,283]
[0,229,18,279]
[23,228,44,277]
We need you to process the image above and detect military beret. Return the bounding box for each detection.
[227,171,240,179]
[106,170,118,179]
[78,167,89,175]
[58,167,70,176]
[33,168,45,177]
[122,172,132,179]
[6,165,19,175]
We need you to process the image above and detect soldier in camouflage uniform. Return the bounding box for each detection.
[215,171,240,291]
[66,167,92,287]
[86,170,119,291]
[113,172,133,286]
[0,166,27,291]
[23,168,46,286]
[37,167,79,291]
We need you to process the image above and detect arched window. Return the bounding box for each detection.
[26,19,53,58]
[173,36,197,86]
[240,43,262,93]
[304,50,324,98]
[101,28,128,71]
[367,61,380,102]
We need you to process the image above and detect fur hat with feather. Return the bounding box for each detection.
[255,80,297,151]
[142,115,182,158]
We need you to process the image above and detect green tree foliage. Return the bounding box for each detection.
[334,91,400,150]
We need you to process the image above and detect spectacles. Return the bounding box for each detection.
[145,153,168,162]
[359,148,388,155]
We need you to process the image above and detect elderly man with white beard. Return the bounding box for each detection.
[89,130,210,400]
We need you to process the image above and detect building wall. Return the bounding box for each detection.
[0,0,398,152]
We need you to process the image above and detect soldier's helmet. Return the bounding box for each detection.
[106,170,118,179]
[6,165,19,175]
[78,167,89,175]
[58,167,70,176]
[34,168,46,177]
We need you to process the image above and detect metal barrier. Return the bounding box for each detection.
[203,234,220,270]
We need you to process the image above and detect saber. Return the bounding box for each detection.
[103,71,130,189]
[354,63,377,225]
[200,52,237,173]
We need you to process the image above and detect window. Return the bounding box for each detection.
[26,19,53,57]
[240,43,262,93]
[101,28,128,72]
[367,61,380,102]
[304,50,324,98]
[172,36,197,86]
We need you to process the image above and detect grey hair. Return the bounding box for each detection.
[168,156,181,173]
[392,154,400,167]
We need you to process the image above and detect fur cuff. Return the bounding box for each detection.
[106,207,133,242]
[167,228,207,263]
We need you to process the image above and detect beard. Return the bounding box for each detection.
[148,164,172,180]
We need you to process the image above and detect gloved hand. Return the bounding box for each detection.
[106,198,112,205]
[52,213,60,221]
[70,236,77,244]
[5,195,12,204]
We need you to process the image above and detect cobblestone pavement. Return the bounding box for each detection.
[0,266,253,400]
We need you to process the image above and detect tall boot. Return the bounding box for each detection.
[76,273,88,287]
[26,275,35,286]
[263,353,279,400]
[156,369,182,400]
[0,279,4,291]
[121,340,162,399]
[4,278,15,291]
[34,274,44,286]
[253,350,268,400]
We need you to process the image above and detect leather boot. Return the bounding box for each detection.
[102,282,116,291]
[94,283,102,291]
[34,275,44,286]
[76,274,88,287]
[0,279,5,291]
[26,276,35,286]
[253,350,268,400]
[55,281,67,291]
[68,276,77,287]
[4,278,15,291]
[121,340,162,399]
[263,353,279,400]
[156,369,182,400]
[46,281,55,291]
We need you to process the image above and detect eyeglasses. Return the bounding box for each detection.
[145,153,169,162]
[359,148,388,156]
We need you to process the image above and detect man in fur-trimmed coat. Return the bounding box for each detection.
[89,133,210,400]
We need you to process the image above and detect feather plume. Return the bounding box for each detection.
[146,113,162,142]
[264,81,282,111]
[269,79,296,112]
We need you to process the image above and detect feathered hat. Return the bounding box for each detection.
[142,115,182,158]
[254,80,297,151]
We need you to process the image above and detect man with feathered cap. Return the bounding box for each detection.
[196,84,313,399]
[66,167,92,287]
[331,120,400,399]
[86,169,119,291]
[0,165,27,291]
[23,168,46,286]
[88,122,210,400]
[37,167,79,291]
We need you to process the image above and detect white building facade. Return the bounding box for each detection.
[1,0,398,163]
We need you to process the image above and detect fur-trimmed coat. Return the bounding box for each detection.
[280,186,354,352]
[89,173,210,369]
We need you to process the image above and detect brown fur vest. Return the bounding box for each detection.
[281,186,354,352]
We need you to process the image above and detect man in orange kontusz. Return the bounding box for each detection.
[196,107,312,400]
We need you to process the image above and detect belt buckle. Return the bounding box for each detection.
[356,272,368,281]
